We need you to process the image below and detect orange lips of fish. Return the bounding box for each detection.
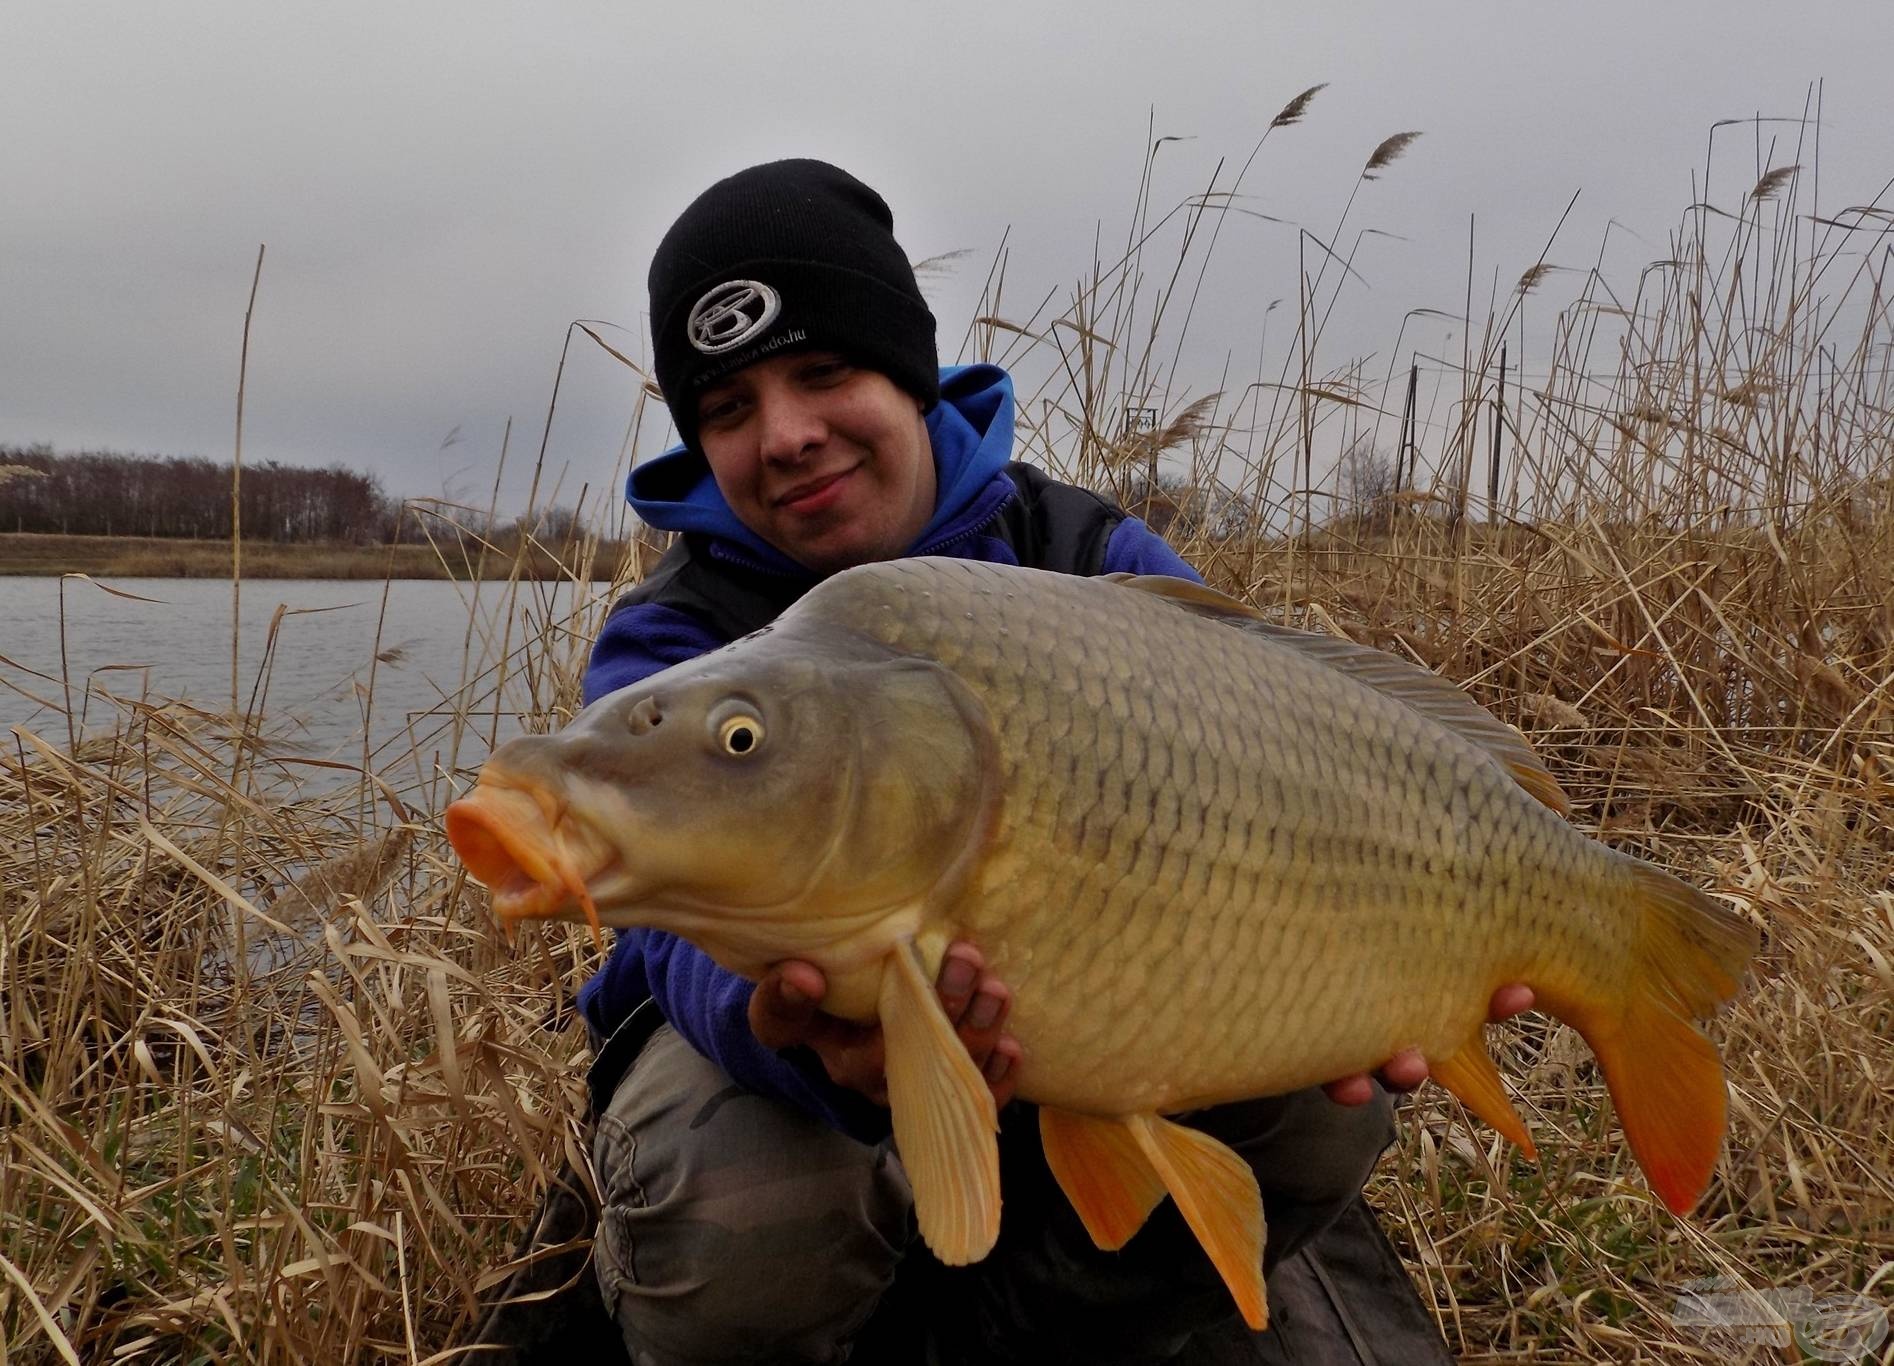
[445,780,611,949]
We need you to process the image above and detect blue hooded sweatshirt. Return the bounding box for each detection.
[578,363,1199,1139]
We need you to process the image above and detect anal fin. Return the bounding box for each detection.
[1130,1115,1269,1331]
[1432,1034,1538,1158]
[1039,1108,1168,1250]
[880,943,1001,1263]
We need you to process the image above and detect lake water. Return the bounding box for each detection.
[0,576,619,784]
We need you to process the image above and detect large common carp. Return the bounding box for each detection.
[445,557,1757,1328]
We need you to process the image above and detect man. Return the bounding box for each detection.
[481,159,1529,1365]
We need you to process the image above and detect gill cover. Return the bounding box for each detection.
[512,628,1001,984]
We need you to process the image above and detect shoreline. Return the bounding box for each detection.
[0,532,628,580]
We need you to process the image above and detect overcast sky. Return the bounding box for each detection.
[6,1,1893,518]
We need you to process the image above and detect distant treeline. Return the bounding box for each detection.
[1,444,397,542]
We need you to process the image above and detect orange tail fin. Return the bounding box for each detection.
[1543,860,1758,1214]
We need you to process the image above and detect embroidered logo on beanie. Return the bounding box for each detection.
[687,280,782,355]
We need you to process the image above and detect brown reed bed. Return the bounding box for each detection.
[4,105,1891,1362]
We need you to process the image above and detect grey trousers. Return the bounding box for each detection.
[592,1025,1394,1366]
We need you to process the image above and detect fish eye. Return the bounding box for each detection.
[717,714,764,756]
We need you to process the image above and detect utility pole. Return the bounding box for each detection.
[1398,360,1418,490]
[1490,342,1506,515]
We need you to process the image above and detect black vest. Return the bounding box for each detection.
[607,462,1127,641]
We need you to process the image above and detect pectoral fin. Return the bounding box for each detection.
[1129,1115,1269,1331]
[1432,1035,1538,1158]
[879,942,1001,1263]
[1039,1107,1168,1250]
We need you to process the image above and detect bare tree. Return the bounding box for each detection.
[0,445,399,542]
[1335,438,1400,531]
[1122,469,1263,541]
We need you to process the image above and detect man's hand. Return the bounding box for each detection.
[748,943,1022,1108]
[1322,983,1536,1106]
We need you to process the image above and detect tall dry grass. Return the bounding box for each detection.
[4,99,1891,1363]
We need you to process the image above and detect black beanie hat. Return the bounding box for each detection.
[648,159,940,452]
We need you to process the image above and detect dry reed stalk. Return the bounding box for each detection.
[1269,83,1326,131]
[1361,131,1424,181]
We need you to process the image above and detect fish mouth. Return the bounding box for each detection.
[444,779,617,947]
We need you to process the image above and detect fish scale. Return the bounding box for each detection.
[447,554,1760,1331]
[800,559,1554,1110]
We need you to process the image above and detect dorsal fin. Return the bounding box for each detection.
[1104,573,1570,816]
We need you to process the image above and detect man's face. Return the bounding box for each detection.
[693,351,937,575]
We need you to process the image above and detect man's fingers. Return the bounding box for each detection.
[748,961,828,1050]
[938,943,1018,1104]
[955,979,1011,1067]
[1327,987,1535,1108]
[820,1034,888,1103]
[966,985,1007,1034]
[1376,1046,1429,1093]
[1323,1073,1377,1107]
[754,943,1022,1109]
[777,959,829,1008]
[936,945,982,1022]
[1488,983,1535,1022]
[1328,1046,1428,1105]
[984,1038,1023,1108]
